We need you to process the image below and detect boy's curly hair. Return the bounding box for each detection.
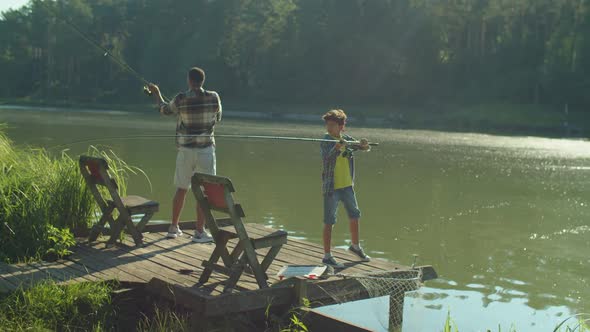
[322,109,347,125]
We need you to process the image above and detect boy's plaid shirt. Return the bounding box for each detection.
[320,133,356,195]
[159,88,222,148]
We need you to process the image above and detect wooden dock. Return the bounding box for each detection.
[0,223,436,328]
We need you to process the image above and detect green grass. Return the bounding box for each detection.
[136,308,191,332]
[0,279,116,331]
[442,311,590,332]
[0,125,137,263]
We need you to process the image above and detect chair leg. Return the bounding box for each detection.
[106,215,127,247]
[224,254,247,293]
[229,242,243,265]
[260,245,282,273]
[125,216,145,247]
[242,245,268,289]
[89,206,114,242]
[199,234,230,285]
[135,212,154,233]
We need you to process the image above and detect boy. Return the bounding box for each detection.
[320,109,371,268]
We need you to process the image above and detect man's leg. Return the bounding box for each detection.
[193,145,216,241]
[172,188,188,226]
[168,148,192,238]
[196,205,205,233]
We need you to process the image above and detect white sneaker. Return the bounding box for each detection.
[166,225,183,239]
[192,230,214,243]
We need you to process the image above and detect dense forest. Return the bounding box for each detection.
[0,0,589,110]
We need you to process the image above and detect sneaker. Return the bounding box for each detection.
[166,225,183,239]
[322,256,345,268]
[192,230,214,243]
[349,245,371,262]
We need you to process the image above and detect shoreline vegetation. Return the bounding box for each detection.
[1,99,587,138]
[0,125,139,263]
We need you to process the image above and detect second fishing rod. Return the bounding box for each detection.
[52,134,379,150]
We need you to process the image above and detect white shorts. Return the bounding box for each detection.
[174,145,216,189]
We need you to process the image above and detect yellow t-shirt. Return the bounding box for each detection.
[331,135,353,189]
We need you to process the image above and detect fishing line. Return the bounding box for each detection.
[37,0,167,100]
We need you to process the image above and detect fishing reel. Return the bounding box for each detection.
[143,86,153,96]
[341,148,355,158]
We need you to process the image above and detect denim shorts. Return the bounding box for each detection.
[323,186,361,225]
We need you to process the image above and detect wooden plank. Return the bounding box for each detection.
[0,263,54,289]
[0,260,94,291]
[73,245,150,283]
[247,224,408,272]
[141,231,280,287]
[63,256,117,282]
[77,242,197,288]
[205,283,294,316]
[0,276,16,293]
[204,276,371,316]
[243,225,382,275]
[28,261,96,284]
[139,232,259,292]
[145,277,208,311]
[118,234,245,295]
[142,221,197,233]
[300,307,374,332]
[113,238,228,294]
[0,263,22,290]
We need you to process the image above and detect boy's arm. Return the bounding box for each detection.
[344,134,370,151]
[320,140,341,162]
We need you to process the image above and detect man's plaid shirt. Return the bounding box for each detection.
[320,133,356,195]
[159,88,222,148]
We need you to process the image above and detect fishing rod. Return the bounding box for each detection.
[50,134,379,150]
[38,0,164,99]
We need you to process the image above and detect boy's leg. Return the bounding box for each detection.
[323,224,333,254]
[341,187,362,241]
[342,187,370,261]
[349,218,360,246]
[323,192,339,254]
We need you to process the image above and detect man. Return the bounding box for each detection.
[148,67,222,242]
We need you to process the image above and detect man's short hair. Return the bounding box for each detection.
[322,109,347,125]
[188,67,205,86]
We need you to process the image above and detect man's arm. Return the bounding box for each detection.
[148,83,177,115]
[215,92,222,122]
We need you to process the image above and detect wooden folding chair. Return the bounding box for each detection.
[191,173,288,292]
[79,156,159,246]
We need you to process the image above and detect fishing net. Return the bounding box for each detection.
[316,269,423,330]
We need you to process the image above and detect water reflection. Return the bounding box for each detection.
[1,107,589,328]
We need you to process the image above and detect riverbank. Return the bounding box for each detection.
[1,98,586,138]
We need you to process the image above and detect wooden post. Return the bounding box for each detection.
[389,291,405,330]
[293,277,308,307]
